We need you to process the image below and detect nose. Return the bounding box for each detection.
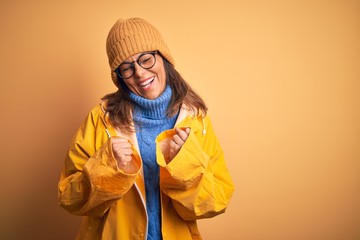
[133,62,145,78]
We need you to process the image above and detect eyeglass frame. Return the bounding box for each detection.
[114,51,158,79]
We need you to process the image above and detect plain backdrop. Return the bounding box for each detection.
[0,0,359,239]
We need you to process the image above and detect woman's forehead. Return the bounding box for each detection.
[124,52,143,63]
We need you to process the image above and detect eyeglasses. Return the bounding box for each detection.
[115,51,158,79]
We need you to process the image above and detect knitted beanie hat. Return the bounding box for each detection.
[106,17,174,88]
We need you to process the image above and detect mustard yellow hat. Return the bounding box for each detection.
[106,17,174,87]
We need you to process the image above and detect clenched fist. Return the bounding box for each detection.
[112,137,133,171]
[168,127,190,162]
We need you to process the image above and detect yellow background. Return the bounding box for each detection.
[1,0,359,239]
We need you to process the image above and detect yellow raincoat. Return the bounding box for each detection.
[58,103,234,240]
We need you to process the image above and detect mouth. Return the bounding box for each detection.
[139,77,155,88]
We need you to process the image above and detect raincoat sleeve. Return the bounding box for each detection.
[58,106,140,217]
[156,115,235,220]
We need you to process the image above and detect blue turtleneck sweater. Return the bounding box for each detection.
[129,85,178,240]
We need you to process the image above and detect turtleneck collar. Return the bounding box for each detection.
[129,85,172,120]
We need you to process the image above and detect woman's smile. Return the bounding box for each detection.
[138,76,155,88]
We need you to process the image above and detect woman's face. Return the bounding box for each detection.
[121,52,166,100]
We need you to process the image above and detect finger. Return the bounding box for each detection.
[116,154,132,166]
[113,141,132,150]
[112,138,133,149]
[168,139,181,162]
[176,127,190,136]
[113,146,132,158]
[175,128,189,142]
[172,134,184,145]
[114,147,133,157]
[112,137,129,143]
[169,140,180,156]
[170,139,180,149]
[122,155,132,162]
[112,137,130,146]
[122,148,133,156]
[118,156,132,168]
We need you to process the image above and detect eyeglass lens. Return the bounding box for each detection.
[117,52,157,79]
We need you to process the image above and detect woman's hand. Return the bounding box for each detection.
[112,137,133,171]
[168,127,190,162]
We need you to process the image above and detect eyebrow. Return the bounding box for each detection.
[122,53,144,65]
[121,60,135,65]
[121,51,156,65]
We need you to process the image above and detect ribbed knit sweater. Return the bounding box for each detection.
[129,85,178,240]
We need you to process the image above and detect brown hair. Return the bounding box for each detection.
[102,57,207,133]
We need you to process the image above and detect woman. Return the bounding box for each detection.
[58,17,234,240]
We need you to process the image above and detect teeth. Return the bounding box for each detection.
[140,78,154,87]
